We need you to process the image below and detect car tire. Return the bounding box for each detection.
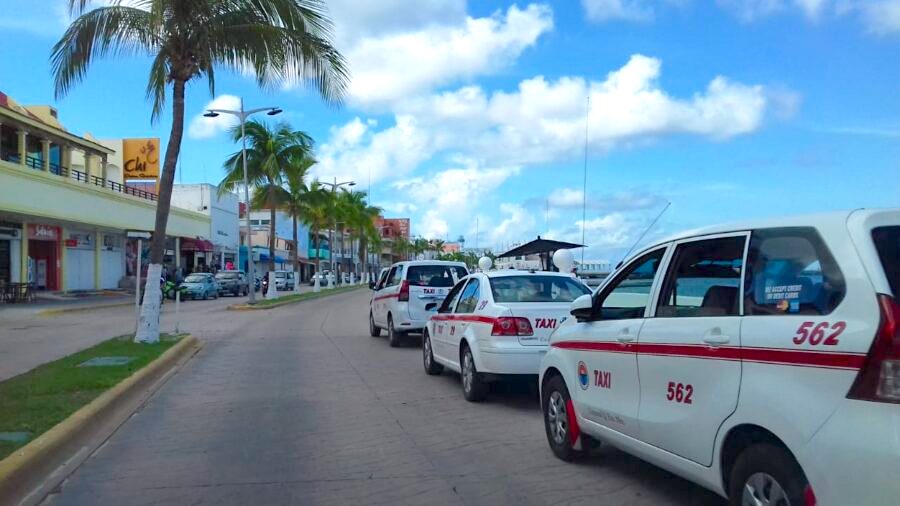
[388,315,402,347]
[460,345,487,402]
[423,330,443,375]
[542,374,583,461]
[728,443,809,506]
[369,312,382,337]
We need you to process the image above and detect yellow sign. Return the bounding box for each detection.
[123,138,160,180]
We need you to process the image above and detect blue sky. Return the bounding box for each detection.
[2,0,899,261]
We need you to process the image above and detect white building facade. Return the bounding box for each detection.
[170,184,240,270]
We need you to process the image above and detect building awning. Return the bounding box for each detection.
[496,236,584,271]
[180,238,214,252]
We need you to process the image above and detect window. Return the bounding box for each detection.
[745,227,845,316]
[455,279,481,313]
[490,276,590,303]
[389,266,403,287]
[597,248,665,320]
[375,270,389,290]
[406,265,468,288]
[439,280,467,313]
[873,226,900,296]
[657,236,745,318]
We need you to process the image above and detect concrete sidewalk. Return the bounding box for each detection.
[0,292,134,318]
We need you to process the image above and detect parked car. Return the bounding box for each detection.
[539,208,900,506]
[309,270,332,286]
[423,270,591,401]
[180,273,218,300]
[369,260,469,346]
[215,270,249,296]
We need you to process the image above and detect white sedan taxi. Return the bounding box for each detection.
[423,270,591,401]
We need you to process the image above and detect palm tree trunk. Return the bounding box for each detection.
[292,214,299,279]
[136,78,186,344]
[267,185,277,272]
[312,227,319,271]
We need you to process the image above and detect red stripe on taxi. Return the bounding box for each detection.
[551,341,866,370]
[430,314,497,325]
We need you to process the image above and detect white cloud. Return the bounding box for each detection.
[343,4,553,107]
[380,201,419,214]
[391,162,521,239]
[327,0,467,46]
[187,95,240,139]
[312,115,433,185]
[488,203,537,246]
[546,187,668,211]
[718,0,900,32]
[582,0,655,22]
[852,0,900,34]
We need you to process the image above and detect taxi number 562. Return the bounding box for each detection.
[793,321,846,346]
[666,382,693,404]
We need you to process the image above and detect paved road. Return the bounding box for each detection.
[0,286,313,382]
[42,289,725,506]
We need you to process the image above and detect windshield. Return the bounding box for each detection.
[490,275,591,303]
[184,275,206,283]
[406,265,468,287]
[215,273,238,279]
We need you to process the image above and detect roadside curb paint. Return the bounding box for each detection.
[38,301,133,317]
[226,285,365,311]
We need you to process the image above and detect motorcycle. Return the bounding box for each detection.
[163,280,189,300]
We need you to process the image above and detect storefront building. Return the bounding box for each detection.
[170,184,240,272]
[0,91,210,291]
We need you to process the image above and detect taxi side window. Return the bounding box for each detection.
[597,248,665,320]
[455,279,481,313]
[439,280,467,313]
[744,227,845,316]
[656,236,745,318]
[375,270,389,290]
[386,266,402,287]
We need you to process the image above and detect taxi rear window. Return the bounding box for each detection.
[406,265,468,287]
[490,276,590,303]
[872,226,900,296]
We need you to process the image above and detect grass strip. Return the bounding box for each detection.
[0,334,182,460]
[236,284,365,309]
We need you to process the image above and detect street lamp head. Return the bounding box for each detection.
[203,111,219,118]
[348,181,357,187]
[267,108,283,116]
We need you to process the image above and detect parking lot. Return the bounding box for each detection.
[43,288,724,505]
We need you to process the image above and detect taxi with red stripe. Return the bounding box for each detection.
[422,268,591,401]
[539,209,900,506]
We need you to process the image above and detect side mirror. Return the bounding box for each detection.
[570,294,595,322]
[425,302,438,311]
[369,281,376,290]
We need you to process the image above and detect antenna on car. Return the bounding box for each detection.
[618,201,671,266]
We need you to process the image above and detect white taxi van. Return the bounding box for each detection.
[539,209,900,506]
[423,270,591,401]
[369,260,469,347]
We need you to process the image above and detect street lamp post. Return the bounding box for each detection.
[204,99,282,304]
[321,177,355,287]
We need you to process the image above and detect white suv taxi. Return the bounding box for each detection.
[369,260,469,347]
[422,270,591,401]
[539,209,900,506]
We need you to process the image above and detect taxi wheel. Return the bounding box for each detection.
[728,443,808,506]
[388,316,402,347]
[460,345,487,402]
[542,374,582,461]
[423,330,443,375]
[369,312,382,337]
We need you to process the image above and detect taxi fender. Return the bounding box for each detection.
[461,328,486,372]
[538,346,571,399]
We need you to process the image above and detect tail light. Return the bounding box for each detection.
[398,280,410,302]
[491,317,533,336]
[848,294,900,403]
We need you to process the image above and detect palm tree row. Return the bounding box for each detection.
[390,237,449,261]
[218,119,381,280]
[53,0,349,343]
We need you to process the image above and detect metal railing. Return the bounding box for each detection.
[2,150,157,202]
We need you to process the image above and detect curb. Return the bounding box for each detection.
[0,335,202,506]
[227,285,366,311]
[38,301,133,316]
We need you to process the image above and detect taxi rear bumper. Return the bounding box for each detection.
[476,341,546,375]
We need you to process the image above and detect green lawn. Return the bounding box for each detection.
[0,334,182,460]
[247,284,365,308]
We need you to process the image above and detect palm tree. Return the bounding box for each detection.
[220,121,311,272]
[392,236,412,261]
[413,237,429,260]
[279,154,316,280]
[302,180,331,273]
[53,0,348,342]
[430,239,446,258]
[338,191,381,278]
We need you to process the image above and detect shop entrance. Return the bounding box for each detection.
[0,240,10,283]
[29,239,58,290]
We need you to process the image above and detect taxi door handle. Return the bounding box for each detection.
[703,334,730,345]
[616,331,635,343]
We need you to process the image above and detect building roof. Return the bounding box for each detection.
[497,236,584,258]
[0,90,114,155]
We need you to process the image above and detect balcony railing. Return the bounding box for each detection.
[1,150,157,202]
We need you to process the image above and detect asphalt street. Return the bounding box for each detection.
[39,289,726,506]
